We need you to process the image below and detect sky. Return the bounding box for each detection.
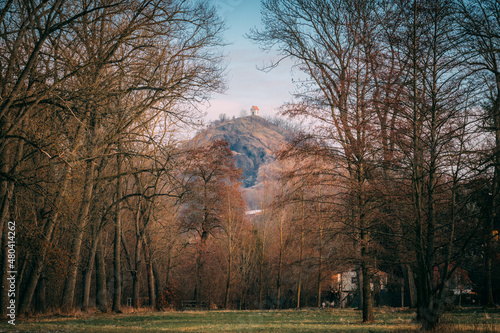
[201,0,298,121]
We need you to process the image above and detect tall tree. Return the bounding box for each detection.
[455,0,500,308]
[2,0,226,314]
[180,140,242,305]
[219,181,246,309]
[251,0,384,321]
[388,0,484,329]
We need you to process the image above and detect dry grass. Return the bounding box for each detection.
[1,307,498,332]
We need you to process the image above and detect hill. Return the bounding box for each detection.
[191,115,290,187]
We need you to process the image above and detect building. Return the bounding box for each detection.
[250,105,259,116]
[321,268,388,308]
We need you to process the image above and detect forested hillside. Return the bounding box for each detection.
[1,1,500,331]
[191,115,289,187]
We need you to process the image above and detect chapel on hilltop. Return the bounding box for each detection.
[250,105,259,116]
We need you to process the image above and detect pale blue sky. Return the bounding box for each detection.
[203,0,297,121]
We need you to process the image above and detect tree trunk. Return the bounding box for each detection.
[258,227,266,310]
[34,275,46,313]
[194,244,203,304]
[132,235,142,309]
[95,236,108,312]
[112,151,123,313]
[143,235,156,308]
[357,267,364,310]
[411,0,426,324]
[361,257,374,322]
[19,119,86,314]
[152,260,162,310]
[224,241,232,309]
[165,255,171,290]
[16,252,27,303]
[0,166,11,317]
[486,158,498,307]
[317,227,323,308]
[0,138,24,317]
[18,166,71,314]
[486,254,494,306]
[277,208,284,310]
[62,159,95,311]
[402,264,417,308]
[359,163,373,322]
[486,64,500,308]
[317,195,323,308]
[81,228,100,312]
[296,227,304,309]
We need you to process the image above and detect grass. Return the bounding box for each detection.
[1,307,499,332]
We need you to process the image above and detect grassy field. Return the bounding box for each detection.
[1,307,499,332]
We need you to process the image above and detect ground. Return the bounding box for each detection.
[1,307,499,332]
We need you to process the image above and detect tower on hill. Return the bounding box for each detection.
[250,106,259,116]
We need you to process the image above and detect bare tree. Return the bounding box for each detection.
[219,181,246,309]
[250,0,386,321]
[387,0,485,329]
[179,140,241,305]
[2,0,226,315]
[455,0,500,308]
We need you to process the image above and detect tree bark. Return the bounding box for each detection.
[95,235,108,312]
[277,204,284,310]
[142,237,156,308]
[224,235,232,309]
[224,191,233,310]
[258,213,267,310]
[357,267,364,310]
[486,124,499,307]
[62,159,95,311]
[19,117,87,314]
[81,227,101,312]
[361,253,374,322]
[0,138,24,316]
[132,235,142,309]
[194,241,204,305]
[296,224,304,309]
[359,163,374,322]
[18,166,71,314]
[402,264,417,308]
[224,251,231,309]
[34,275,46,313]
[113,151,123,313]
[152,260,162,310]
[317,225,323,308]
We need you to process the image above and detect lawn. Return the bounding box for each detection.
[1,307,499,332]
